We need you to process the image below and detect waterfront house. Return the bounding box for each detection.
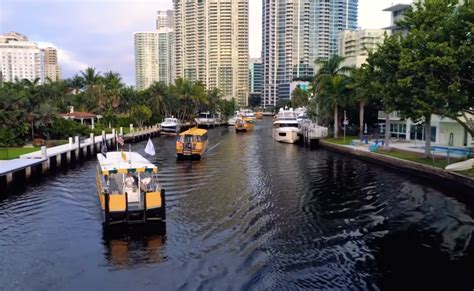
[378,112,474,147]
[59,106,100,129]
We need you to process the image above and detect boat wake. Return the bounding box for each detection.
[205,142,222,155]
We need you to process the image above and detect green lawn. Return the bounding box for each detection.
[324,138,474,178]
[377,149,451,169]
[0,147,40,160]
[325,136,359,145]
[122,127,131,134]
[379,150,474,178]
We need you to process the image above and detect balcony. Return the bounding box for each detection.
[378,111,402,120]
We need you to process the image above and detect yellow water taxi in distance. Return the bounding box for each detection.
[235,117,254,132]
[255,112,263,119]
[96,152,166,226]
[176,127,208,159]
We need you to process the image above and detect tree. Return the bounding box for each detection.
[103,71,124,113]
[317,74,352,138]
[312,55,353,138]
[80,67,104,112]
[218,99,237,118]
[118,86,140,115]
[145,81,168,117]
[130,105,152,128]
[291,86,309,108]
[204,88,221,114]
[349,65,376,138]
[388,0,473,157]
[169,78,207,121]
[367,34,403,149]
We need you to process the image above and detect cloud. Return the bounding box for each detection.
[37,41,89,76]
[358,0,413,29]
[0,6,10,27]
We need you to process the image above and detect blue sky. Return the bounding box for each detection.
[0,0,412,85]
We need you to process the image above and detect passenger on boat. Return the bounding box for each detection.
[141,177,151,191]
[125,173,135,188]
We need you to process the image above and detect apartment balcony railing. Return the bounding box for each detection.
[378,111,402,120]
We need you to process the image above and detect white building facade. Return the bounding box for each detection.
[378,112,473,147]
[134,11,175,90]
[156,10,174,29]
[134,32,159,90]
[338,29,386,68]
[173,0,249,106]
[0,32,42,83]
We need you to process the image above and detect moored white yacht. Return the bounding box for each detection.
[240,109,256,121]
[273,108,301,143]
[160,117,181,135]
[295,107,310,124]
[195,112,216,127]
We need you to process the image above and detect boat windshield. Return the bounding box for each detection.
[177,134,208,142]
[279,123,299,128]
[198,112,210,118]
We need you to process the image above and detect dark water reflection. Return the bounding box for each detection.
[0,118,473,290]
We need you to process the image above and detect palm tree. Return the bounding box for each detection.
[66,74,84,95]
[348,66,375,138]
[103,71,124,113]
[291,86,309,108]
[313,55,352,138]
[205,88,221,114]
[80,67,104,112]
[317,75,352,138]
[145,81,168,117]
[169,78,207,121]
[81,67,100,85]
[118,86,139,116]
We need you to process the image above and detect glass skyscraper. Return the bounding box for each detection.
[262,0,358,107]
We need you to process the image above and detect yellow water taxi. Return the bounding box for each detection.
[235,117,254,132]
[96,152,165,226]
[176,127,208,159]
[255,112,263,119]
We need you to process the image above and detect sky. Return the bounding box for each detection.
[0,0,413,85]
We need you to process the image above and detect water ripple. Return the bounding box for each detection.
[0,119,473,290]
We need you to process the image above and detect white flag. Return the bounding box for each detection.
[144,138,155,156]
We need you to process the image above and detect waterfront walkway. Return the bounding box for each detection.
[0,133,115,177]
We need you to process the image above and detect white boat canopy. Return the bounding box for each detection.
[97,151,158,175]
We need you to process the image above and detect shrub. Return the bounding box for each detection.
[48,117,90,139]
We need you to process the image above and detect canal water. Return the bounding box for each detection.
[1,118,473,290]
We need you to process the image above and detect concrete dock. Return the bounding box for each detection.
[0,126,164,190]
[0,131,116,189]
[123,125,160,142]
[299,122,329,148]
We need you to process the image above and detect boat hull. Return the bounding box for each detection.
[445,159,474,172]
[160,125,180,135]
[273,128,300,143]
[97,177,166,226]
[228,118,237,126]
